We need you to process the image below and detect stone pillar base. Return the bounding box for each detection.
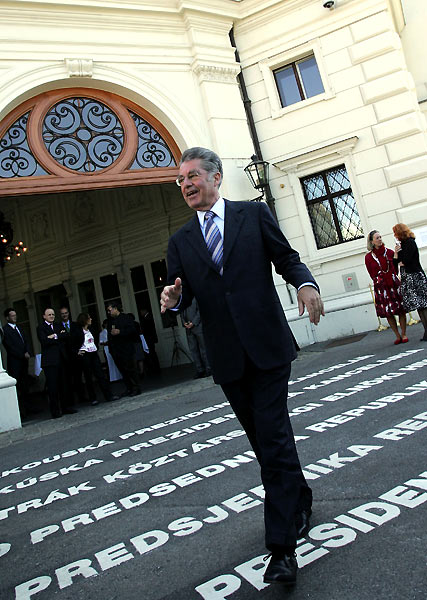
[0,371,22,433]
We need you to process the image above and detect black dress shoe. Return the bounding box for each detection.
[263,553,297,585]
[63,408,78,414]
[108,395,120,401]
[296,508,312,539]
[193,372,206,379]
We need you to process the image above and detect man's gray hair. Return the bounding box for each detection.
[180,147,223,186]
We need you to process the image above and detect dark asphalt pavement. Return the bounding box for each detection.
[0,323,426,600]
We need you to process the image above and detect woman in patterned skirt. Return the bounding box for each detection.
[365,230,407,344]
[393,223,427,342]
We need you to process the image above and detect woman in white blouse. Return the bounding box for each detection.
[74,313,117,405]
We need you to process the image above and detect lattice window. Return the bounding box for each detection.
[301,165,363,249]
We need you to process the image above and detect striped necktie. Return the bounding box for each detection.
[13,325,24,341]
[204,210,223,275]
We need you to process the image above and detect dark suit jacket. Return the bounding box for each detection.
[181,298,202,331]
[167,200,318,384]
[37,322,68,367]
[2,323,30,378]
[61,321,84,359]
[140,312,158,346]
[107,313,136,359]
[397,237,424,274]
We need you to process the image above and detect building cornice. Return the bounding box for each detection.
[274,136,359,173]
[193,62,240,83]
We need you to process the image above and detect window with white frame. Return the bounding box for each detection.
[301,165,364,249]
[273,54,324,108]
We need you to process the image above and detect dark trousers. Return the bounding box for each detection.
[43,363,70,417]
[80,351,112,401]
[186,328,210,374]
[144,343,161,374]
[61,361,78,407]
[221,358,312,551]
[111,352,140,393]
[70,357,86,401]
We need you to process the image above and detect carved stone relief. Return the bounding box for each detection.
[72,196,96,230]
[193,64,240,83]
[70,246,111,269]
[29,211,50,242]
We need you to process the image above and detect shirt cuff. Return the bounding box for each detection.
[297,282,318,292]
[170,295,182,311]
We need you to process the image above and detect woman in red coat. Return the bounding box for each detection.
[365,230,407,344]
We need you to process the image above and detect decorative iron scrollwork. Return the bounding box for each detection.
[129,111,175,169]
[0,113,47,178]
[42,98,124,172]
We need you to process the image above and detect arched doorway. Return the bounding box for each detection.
[0,88,180,195]
[0,89,191,372]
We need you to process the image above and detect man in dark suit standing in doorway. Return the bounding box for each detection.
[106,302,141,397]
[139,307,161,375]
[37,307,78,419]
[2,308,31,417]
[161,147,324,587]
[181,297,210,378]
[59,306,85,404]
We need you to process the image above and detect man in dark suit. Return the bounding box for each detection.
[2,308,31,417]
[181,297,210,378]
[161,147,324,587]
[106,302,141,397]
[36,307,78,419]
[59,306,86,404]
[139,307,161,375]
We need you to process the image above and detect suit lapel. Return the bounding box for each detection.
[184,201,245,272]
[223,200,245,267]
[8,325,24,347]
[14,327,24,346]
[184,215,216,271]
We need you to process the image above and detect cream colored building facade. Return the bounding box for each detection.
[1,0,427,399]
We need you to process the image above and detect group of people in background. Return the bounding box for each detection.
[1,303,161,420]
[365,223,427,344]
[2,221,426,420]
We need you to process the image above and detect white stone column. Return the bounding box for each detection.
[0,342,22,433]
[183,10,255,200]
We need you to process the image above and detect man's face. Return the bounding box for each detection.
[177,158,220,211]
[6,311,17,324]
[107,305,119,318]
[43,309,55,323]
[60,309,69,323]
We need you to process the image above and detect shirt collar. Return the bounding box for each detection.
[197,197,225,229]
[8,323,16,328]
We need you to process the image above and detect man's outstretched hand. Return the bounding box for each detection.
[297,286,324,325]
[160,278,182,313]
